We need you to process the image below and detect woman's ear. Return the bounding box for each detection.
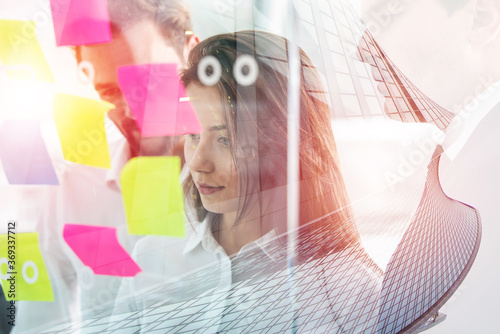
[470,0,500,44]
[184,33,200,60]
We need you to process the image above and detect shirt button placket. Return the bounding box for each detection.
[201,250,232,333]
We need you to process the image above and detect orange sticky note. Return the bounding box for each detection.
[0,20,54,82]
[53,93,113,168]
[121,156,185,237]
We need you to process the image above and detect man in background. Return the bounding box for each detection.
[13,0,199,332]
[362,0,500,332]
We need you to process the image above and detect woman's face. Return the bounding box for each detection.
[184,83,239,214]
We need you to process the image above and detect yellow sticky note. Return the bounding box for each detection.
[53,93,113,168]
[0,20,54,82]
[121,156,185,237]
[0,232,54,301]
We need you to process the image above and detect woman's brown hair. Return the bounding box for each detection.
[181,30,357,251]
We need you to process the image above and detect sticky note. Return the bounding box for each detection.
[50,0,111,46]
[53,93,113,168]
[0,20,54,82]
[63,224,141,277]
[0,232,54,301]
[0,121,58,185]
[117,63,202,137]
[121,156,185,237]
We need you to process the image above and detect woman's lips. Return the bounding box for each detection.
[196,183,224,195]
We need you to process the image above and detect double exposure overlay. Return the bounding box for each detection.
[0,0,491,333]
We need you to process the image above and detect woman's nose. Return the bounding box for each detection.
[187,139,214,173]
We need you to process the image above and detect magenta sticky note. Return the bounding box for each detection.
[50,0,111,46]
[117,63,202,137]
[63,224,141,277]
[0,121,58,185]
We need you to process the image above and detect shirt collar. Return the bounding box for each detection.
[182,215,283,262]
[104,117,131,191]
[105,137,130,191]
[182,215,211,255]
[246,228,283,262]
[443,80,500,160]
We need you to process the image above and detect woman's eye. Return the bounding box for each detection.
[218,136,230,146]
[188,134,200,140]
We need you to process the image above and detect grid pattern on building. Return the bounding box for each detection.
[357,30,455,129]
[377,150,481,333]
[33,1,481,333]
[39,214,384,333]
[37,153,481,334]
[294,0,454,129]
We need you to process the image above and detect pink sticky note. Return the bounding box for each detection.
[50,0,111,46]
[63,224,141,277]
[0,121,58,185]
[118,63,202,137]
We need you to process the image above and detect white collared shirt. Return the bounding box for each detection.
[109,214,382,333]
[18,118,142,334]
[112,215,282,313]
[443,80,500,160]
[436,82,500,333]
[0,117,136,334]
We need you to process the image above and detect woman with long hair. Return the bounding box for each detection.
[181,30,358,260]
[113,30,381,333]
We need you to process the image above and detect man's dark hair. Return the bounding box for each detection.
[75,0,193,62]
